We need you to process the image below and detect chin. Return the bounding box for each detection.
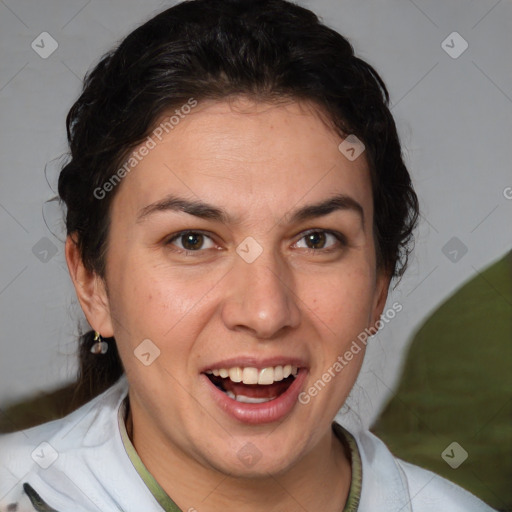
[197,431,308,479]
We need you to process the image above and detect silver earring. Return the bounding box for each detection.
[91,331,109,354]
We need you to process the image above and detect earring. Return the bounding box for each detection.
[91,331,109,354]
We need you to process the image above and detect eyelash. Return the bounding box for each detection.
[164,229,347,256]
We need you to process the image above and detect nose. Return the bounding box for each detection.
[220,248,301,339]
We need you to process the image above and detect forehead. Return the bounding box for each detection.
[111,98,373,224]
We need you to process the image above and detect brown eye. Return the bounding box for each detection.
[181,232,204,250]
[166,231,215,252]
[295,230,346,251]
[304,231,327,249]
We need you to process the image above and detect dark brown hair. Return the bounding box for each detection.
[58,0,419,408]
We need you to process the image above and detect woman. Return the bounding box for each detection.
[0,0,497,510]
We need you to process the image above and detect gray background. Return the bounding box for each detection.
[0,0,511,431]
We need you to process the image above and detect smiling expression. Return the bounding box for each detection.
[75,96,389,477]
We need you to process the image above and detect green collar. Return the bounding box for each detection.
[119,397,361,511]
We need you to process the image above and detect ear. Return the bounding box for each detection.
[65,235,114,337]
[369,268,391,329]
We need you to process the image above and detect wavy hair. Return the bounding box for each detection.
[58,0,419,408]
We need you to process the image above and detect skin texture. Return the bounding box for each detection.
[66,97,390,511]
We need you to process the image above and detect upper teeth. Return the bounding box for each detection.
[206,365,299,385]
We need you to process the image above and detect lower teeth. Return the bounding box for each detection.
[226,391,277,403]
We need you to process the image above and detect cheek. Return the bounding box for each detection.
[300,266,376,333]
[107,270,202,383]
[108,257,219,344]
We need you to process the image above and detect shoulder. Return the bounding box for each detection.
[0,375,128,461]
[395,458,495,512]
[0,376,129,511]
[339,424,496,512]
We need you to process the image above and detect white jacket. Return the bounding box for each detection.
[0,375,496,511]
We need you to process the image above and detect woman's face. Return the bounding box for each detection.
[85,98,389,476]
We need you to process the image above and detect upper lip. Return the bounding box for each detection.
[200,356,308,372]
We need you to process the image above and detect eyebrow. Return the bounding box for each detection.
[136,193,364,227]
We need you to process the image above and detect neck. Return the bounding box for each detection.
[124,402,351,511]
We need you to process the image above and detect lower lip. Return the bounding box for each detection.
[202,370,308,425]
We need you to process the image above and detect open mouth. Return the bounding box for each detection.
[204,365,299,404]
